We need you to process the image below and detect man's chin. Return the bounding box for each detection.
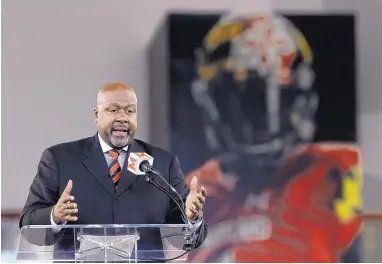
[110,136,131,148]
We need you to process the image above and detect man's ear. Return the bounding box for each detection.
[93,108,98,123]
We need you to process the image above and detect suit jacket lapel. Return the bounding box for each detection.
[82,134,115,196]
[115,140,144,197]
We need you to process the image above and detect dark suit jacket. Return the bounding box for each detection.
[19,134,207,261]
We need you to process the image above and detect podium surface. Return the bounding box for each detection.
[16,224,196,263]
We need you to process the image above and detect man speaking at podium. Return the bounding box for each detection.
[19,82,208,260]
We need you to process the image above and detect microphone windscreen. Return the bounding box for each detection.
[127,152,154,175]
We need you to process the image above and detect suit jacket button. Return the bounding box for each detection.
[115,197,120,202]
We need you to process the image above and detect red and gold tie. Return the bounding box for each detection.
[108,149,122,190]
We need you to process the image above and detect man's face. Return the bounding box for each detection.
[94,89,137,148]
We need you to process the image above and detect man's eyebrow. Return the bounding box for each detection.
[106,103,137,108]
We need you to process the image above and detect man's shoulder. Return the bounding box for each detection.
[46,136,94,155]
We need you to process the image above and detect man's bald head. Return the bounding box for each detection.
[94,82,138,148]
[97,82,137,107]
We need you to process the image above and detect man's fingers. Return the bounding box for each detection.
[200,187,207,197]
[64,208,78,215]
[63,202,77,210]
[65,202,77,209]
[197,194,205,204]
[53,184,78,223]
[190,176,198,193]
[192,200,203,211]
[189,207,198,215]
[63,215,78,222]
[59,195,75,204]
[56,202,77,212]
[63,180,73,195]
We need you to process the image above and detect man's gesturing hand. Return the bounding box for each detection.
[186,176,207,221]
[52,180,78,224]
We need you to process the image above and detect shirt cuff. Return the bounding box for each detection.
[191,212,203,230]
[193,219,203,229]
[50,206,66,233]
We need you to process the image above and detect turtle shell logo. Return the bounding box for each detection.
[335,160,363,223]
[196,13,314,87]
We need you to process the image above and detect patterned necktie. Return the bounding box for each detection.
[108,149,123,190]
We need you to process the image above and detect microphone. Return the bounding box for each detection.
[139,160,160,176]
[127,152,191,228]
[127,152,154,175]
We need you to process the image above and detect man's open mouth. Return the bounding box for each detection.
[112,128,129,136]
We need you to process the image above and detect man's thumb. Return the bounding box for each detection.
[64,179,73,194]
[190,176,198,192]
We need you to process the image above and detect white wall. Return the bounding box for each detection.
[324,0,382,211]
[325,0,382,181]
[2,0,381,211]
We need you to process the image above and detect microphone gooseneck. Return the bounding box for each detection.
[139,161,191,228]
[126,153,196,257]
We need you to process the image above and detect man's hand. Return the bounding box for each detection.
[186,176,207,221]
[52,180,78,224]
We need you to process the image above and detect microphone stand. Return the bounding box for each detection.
[143,173,195,251]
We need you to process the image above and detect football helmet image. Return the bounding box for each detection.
[192,13,317,158]
[191,13,319,196]
[185,13,362,262]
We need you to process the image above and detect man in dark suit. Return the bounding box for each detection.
[19,82,208,262]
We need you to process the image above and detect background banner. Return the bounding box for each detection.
[167,13,362,262]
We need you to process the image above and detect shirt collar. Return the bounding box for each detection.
[98,133,128,153]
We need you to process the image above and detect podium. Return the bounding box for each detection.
[16,224,196,263]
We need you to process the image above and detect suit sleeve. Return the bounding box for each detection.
[19,148,62,246]
[165,155,208,248]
